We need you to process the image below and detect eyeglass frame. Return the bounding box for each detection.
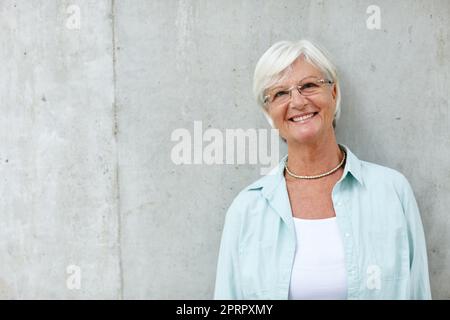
[263,76,334,107]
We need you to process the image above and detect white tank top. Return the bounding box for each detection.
[288,216,348,300]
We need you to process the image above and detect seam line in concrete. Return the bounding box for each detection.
[111,0,124,300]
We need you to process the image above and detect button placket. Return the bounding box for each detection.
[336,201,358,299]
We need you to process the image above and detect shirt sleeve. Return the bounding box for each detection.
[399,174,432,300]
[213,196,244,299]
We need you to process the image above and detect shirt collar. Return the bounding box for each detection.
[246,143,364,199]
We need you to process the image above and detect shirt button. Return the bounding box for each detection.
[336,202,342,206]
[345,233,350,237]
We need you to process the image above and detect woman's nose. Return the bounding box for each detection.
[288,87,308,107]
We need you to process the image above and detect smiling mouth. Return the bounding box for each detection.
[289,112,318,123]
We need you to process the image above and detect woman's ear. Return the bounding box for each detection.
[332,83,337,101]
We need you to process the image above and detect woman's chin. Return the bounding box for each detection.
[286,123,320,143]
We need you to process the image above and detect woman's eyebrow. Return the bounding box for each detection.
[268,75,320,91]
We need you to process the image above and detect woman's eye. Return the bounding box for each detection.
[274,90,288,98]
[301,82,319,89]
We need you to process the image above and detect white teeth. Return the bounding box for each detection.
[291,113,315,122]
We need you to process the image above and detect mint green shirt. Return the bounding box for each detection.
[214,144,431,299]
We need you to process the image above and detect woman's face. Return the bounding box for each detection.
[265,56,337,146]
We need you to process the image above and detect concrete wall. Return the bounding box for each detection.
[0,0,448,299]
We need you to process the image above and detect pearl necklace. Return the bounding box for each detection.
[284,147,346,180]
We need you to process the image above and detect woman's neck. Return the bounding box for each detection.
[286,134,343,177]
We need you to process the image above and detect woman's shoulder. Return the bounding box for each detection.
[358,159,412,192]
[225,172,277,215]
[230,177,268,205]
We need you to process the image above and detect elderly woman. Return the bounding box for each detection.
[214,40,431,300]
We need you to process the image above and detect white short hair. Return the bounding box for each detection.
[253,40,341,129]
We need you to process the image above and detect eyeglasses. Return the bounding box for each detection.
[263,76,334,107]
